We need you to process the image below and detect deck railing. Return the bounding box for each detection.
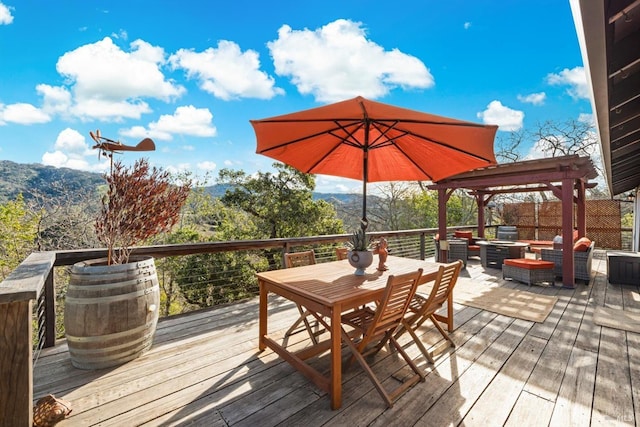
[2,226,472,426]
[0,224,632,426]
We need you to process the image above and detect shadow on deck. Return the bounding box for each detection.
[34,250,640,426]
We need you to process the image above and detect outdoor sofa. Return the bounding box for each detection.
[540,238,595,283]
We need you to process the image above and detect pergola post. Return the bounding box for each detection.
[561,177,576,287]
[438,188,449,262]
[576,180,587,238]
[476,192,486,238]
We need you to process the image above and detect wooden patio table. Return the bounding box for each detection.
[257,255,442,409]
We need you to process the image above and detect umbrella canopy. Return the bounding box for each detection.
[252,96,498,229]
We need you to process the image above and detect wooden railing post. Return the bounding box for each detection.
[0,252,56,427]
[0,300,33,427]
[44,269,56,347]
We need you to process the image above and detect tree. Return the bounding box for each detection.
[493,118,605,203]
[156,186,265,311]
[218,163,344,269]
[370,182,420,230]
[30,182,101,252]
[218,163,343,239]
[96,159,192,264]
[494,128,526,163]
[0,194,40,279]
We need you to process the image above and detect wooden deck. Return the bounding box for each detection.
[34,251,640,426]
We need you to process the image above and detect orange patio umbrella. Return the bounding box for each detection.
[251,96,498,230]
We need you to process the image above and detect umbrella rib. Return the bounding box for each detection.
[305,122,366,172]
[256,120,364,154]
[368,119,495,164]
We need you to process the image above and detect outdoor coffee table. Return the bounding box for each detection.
[477,240,529,269]
[256,255,441,409]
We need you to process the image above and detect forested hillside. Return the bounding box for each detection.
[0,160,367,225]
[0,160,105,203]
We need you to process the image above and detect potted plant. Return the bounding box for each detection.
[64,156,191,369]
[346,227,374,275]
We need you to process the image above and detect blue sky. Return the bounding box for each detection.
[0,1,594,193]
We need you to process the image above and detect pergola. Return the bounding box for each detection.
[428,154,598,288]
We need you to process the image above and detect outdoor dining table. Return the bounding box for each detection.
[256,255,442,409]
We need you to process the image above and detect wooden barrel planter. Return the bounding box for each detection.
[64,256,160,370]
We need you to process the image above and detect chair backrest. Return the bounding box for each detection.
[367,269,423,338]
[284,250,316,268]
[419,260,463,314]
[335,247,348,261]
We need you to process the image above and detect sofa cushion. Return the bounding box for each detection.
[503,258,555,270]
[455,230,473,240]
[573,237,591,252]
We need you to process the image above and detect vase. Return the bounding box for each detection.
[347,250,374,275]
[64,255,160,369]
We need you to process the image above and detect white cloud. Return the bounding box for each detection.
[1,103,51,124]
[546,66,589,100]
[197,161,217,171]
[464,22,471,30]
[517,92,546,105]
[36,84,73,116]
[53,128,88,152]
[0,2,14,25]
[56,37,185,120]
[267,19,434,103]
[578,112,594,124]
[42,128,108,171]
[120,105,217,141]
[111,29,128,40]
[165,163,192,175]
[314,175,361,194]
[477,100,524,131]
[170,40,284,100]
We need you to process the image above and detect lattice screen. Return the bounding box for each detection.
[538,201,564,240]
[586,199,621,249]
[507,200,622,249]
[504,202,536,240]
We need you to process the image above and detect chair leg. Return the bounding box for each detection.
[285,304,319,345]
[389,335,426,382]
[386,335,425,402]
[340,327,393,407]
[430,314,455,348]
[403,321,435,364]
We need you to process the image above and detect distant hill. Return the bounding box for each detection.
[0,160,105,204]
[0,161,367,226]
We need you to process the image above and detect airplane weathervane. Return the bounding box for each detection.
[90,129,156,173]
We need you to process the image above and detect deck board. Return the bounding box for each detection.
[34,251,639,426]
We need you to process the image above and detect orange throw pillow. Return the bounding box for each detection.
[573,237,591,252]
[455,231,473,240]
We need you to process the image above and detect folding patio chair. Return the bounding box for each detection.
[283,250,324,344]
[397,260,462,363]
[340,268,425,407]
[335,247,348,260]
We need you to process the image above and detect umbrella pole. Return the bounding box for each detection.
[361,143,369,232]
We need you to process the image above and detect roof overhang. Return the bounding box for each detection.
[570,0,640,195]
